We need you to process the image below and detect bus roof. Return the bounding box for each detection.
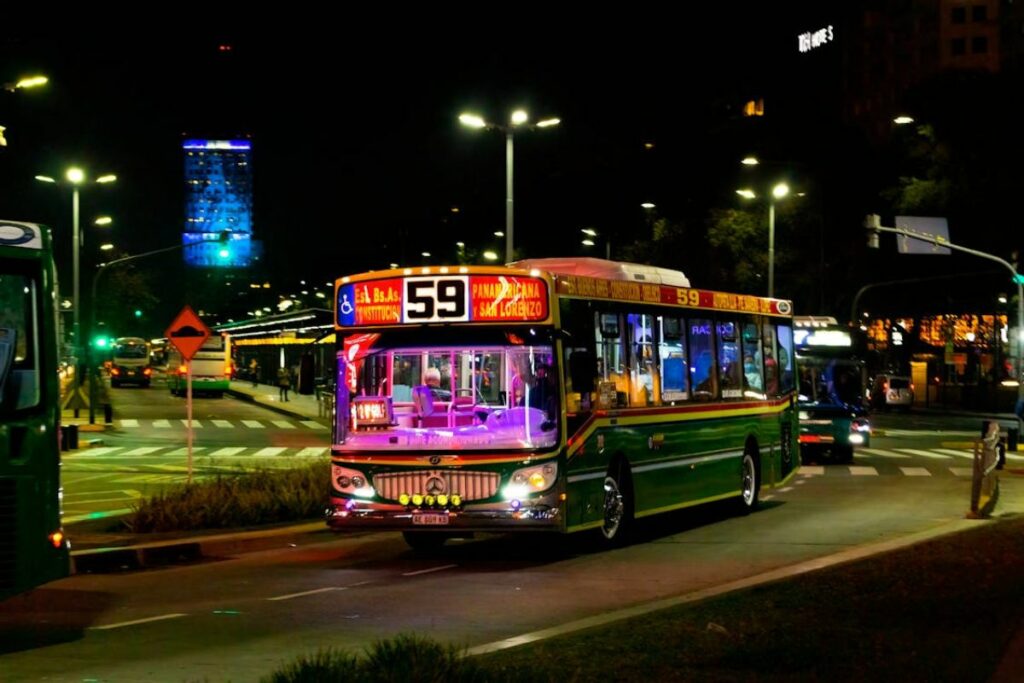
[510,257,690,288]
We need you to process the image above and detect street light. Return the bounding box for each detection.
[580,227,611,259]
[459,108,561,262]
[35,168,117,366]
[736,182,791,298]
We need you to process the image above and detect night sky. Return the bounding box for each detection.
[0,9,935,329]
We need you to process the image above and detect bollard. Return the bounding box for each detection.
[1008,426,1019,452]
[103,403,113,424]
[66,424,79,450]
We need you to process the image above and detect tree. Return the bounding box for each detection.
[94,260,159,337]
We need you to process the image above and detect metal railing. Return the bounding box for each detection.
[968,423,1001,518]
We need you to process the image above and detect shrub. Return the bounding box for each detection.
[126,460,328,532]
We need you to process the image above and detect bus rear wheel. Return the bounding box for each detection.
[601,461,634,544]
[402,531,447,553]
[737,451,760,515]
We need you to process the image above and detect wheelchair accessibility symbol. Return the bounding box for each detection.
[339,294,354,315]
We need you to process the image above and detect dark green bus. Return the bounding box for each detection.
[326,258,800,551]
[0,221,69,599]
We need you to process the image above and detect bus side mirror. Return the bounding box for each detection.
[569,350,596,394]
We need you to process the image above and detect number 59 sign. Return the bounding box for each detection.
[403,276,469,322]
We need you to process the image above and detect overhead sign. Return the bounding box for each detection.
[798,25,835,53]
[0,221,43,250]
[895,216,951,255]
[165,305,212,361]
[336,275,549,327]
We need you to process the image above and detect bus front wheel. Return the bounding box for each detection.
[601,460,634,545]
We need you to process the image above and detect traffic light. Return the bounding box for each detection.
[134,309,143,318]
[93,335,110,348]
[217,230,231,260]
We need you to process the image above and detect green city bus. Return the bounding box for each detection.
[326,258,799,550]
[0,220,69,599]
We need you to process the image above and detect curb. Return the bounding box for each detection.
[70,521,331,574]
[225,388,327,424]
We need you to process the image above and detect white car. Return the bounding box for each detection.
[869,374,914,410]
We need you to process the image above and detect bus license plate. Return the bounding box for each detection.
[412,513,449,526]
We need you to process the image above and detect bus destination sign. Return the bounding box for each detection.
[337,275,549,327]
[556,275,792,317]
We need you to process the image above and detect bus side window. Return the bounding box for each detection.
[688,318,716,401]
[741,321,764,394]
[595,311,626,408]
[776,323,795,394]
[716,319,742,399]
[658,316,688,403]
[762,323,780,396]
[627,312,655,406]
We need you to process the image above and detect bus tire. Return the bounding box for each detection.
[737,448,760,515]
[402,531,447,554]
[600,458,634,545]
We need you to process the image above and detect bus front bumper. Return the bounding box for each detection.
[326,493,563,532]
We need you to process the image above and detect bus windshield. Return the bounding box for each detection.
[337,332,558,452]
[113,342,148,359]
[798,356,865,410]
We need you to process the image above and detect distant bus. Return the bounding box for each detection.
[794,316,870,463]
[0,220,69,598]
[110,337,152,388]
[327,258,799,550]
[166,333,232,397]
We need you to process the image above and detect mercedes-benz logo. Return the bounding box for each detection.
[424,476,446,495]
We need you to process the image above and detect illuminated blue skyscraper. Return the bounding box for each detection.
[182,139,261,267]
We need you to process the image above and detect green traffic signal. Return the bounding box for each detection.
[134,309,143,318]
[1014,273,1024,286]
[93,336,109,348]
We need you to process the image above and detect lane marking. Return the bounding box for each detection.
[933,449,975,460]
[799,466,824,476]
[267,587,347,601]
[90,613,188,631]
[254,447,288,457]
[899,467,932,476]
[301,421,327,430]
[895,449,953,460]
[122,446,164,456]
[181,419,204,428]
[153,419,172,428]
[210,447,246,456]
[297,447,329,457]
[77,447,124,457]
[858,447,912,459]
[402,564,457,577]
[212,420,234,428]
[242,420,265,429]
[848,466,878,476]
[272,420,296,429]
[167,446,207,456]
[120,419,139,428]
[950,467,974,477]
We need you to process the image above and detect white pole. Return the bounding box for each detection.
[505,131,514,263]
[186,359,194,485]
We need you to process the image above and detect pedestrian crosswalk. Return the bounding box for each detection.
[117,418,327,430]
[798,445,1024,477]
[68,445,330,459]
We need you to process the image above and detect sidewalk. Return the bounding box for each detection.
[225,380,329,424]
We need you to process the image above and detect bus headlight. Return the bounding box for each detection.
[332,464,374,497]
[503,462,558,499]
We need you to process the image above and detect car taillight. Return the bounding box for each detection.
[111,367,120,376]
[225,364,233,377]
[143,368,152,376]
[883,382,889,392]
[178,365,188,375]
[909,383,914,391]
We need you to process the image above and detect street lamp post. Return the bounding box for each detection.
[581,227,611,259]
[459,110,560,263]
[737,183,790,298]
[35,169,116,371]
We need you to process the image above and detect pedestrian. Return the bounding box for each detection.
[249,358,259,387]
[277,365,291,401]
